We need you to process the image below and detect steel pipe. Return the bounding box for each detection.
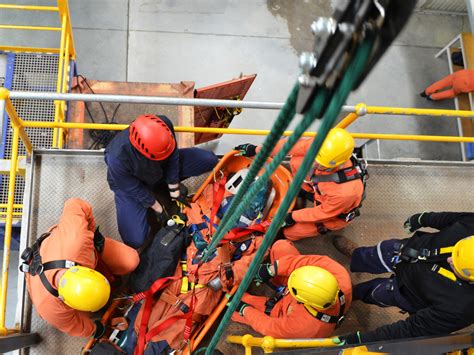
[9,91,356,111]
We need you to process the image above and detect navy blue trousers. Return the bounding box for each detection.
[350,239,417,313]
[114,148,218,248]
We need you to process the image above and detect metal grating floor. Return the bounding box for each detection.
[18,151,474,354]
[1,53,58,212]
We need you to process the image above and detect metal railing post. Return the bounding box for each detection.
[0,125,20,335]
[57,0,76,59]
[52,13,67,148]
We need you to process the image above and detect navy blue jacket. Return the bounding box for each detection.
[104,116,179,207]
[361,212,474,343]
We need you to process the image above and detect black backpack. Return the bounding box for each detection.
[130,223,189,293]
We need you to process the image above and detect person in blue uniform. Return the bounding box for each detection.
[104,114,217,248]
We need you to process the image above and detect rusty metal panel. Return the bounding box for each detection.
[67,77,196,149]
[194,74,257,145]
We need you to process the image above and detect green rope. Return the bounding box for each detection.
[201,83,299,261]
[202,88,327,262]
[205,38,375,354]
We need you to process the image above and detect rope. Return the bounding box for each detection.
[201,83,299,262]
[204,37,375,354]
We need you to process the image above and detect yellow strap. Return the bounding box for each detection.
[439,246,454,255]
[304,304,319,317]
[437,267,457,282]
[181,276,189,293]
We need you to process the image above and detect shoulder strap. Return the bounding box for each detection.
[304,290,346,328]
[19,232,79,298]
[431,264,458,282]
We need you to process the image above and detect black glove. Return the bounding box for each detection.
[283,213,296,227]
[336,331,362,345]
[93,227,105,253]
[234,143,257,157]
[154,210,169,226]
[236,301,249,316]
[255,262,276,285]
[403,212,426,234]
[93,320,106,339]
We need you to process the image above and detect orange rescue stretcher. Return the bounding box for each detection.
[82,150,293,353]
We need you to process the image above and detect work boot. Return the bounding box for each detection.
[419,90,427,98]
[332,235,359,258]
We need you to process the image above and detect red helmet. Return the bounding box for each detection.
[129,114,176,160]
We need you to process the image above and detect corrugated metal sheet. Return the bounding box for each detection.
[417,0,467,13]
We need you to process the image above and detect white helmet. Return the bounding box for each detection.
[225,169,250,194]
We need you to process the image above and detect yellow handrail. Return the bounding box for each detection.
[18,119,474,143]
[0,46,60,54]
[0,4,59,11]
[0,126,20,335]
[227,334,339,354]
[0,24,61,31]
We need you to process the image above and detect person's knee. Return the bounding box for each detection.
[124,248,140,272]
[118,220,148,249]
[273,239,298,254]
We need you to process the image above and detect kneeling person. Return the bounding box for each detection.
[235,128,366,241]
[21,198,140,338]
[232,239,352,338]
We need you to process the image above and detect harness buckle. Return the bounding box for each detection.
[345,211,356,222]
[64,260,76,269]
[31,262,44,276]
[20,247,33,262]
[19,263,30,273]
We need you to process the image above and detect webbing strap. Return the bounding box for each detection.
[310,167,360,184]
[304,290,346,327]
[209,177,227,236]
[432,264,457,282]
[134,276,181,355]
[222,221,270,242]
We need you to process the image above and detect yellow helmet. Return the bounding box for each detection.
[315,128,354,169]
[452,236,474,281]
[58,266,111,312]
[287,265,339,310]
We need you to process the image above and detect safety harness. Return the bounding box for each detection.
[264,288,346,328]
[19,228,105,297]
[19,232,79,297]
[309,155,368,223]
[303,290,346,327]
[392,243,460,283]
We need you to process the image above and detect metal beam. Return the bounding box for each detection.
[467,0,474,33]
[8,90,356,112]
[0,333,41,353]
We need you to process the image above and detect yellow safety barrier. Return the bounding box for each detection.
[0,1,75,149]
[227,334,387,354]
[227,334,339,354]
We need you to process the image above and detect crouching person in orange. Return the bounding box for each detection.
[231,239,352,338]
[20,198,140,338]
[234,128,367,241]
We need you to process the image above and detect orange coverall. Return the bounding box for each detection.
[133,235,264,351]
[25,198,140,337]
[269,138,364,240]
[232,239,352,338]
[425,69,474,100]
